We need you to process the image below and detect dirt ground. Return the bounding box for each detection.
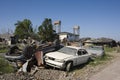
[89,52,120,80]
[0,51,120,80]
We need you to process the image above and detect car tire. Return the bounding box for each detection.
[65,62,73,72]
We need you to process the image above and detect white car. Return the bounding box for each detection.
[44,46,90,71]
[86,46,105,58]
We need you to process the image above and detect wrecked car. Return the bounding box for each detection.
[4,45,36,68]
[85,46,105,58]
[44,46,90,72]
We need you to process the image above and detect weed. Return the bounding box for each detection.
[89,52,113,66]
[0,57,14,73]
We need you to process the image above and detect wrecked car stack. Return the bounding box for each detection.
[4,38,62,72]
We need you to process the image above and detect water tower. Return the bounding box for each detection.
[54,20,61,33]
[73,26,80,35]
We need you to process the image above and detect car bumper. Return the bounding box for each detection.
[45,59,65,69]
[4,54,24,61]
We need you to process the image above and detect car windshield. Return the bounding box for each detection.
[57,47,77,55]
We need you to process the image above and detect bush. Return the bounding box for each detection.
[89,54,113,66]
[0,48,8,53]
[104,47,116,53]
[0,45,8,53]
[104,47,120,53]
[0,57,14,73]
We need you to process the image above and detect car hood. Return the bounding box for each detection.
[45,52,74,60]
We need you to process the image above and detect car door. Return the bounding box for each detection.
[76,49,89,65]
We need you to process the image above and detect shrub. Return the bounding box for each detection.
[89,54,113,66]
[0,45,8,53]
[0,57,14,73]
[104,47,116,53]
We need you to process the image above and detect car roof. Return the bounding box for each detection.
[66,46,84,50]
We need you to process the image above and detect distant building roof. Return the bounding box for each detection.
[84,38,115,43]
[0,33,13,39]
[85,39,94,43]
[58,32,79,36]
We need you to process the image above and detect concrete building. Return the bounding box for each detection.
[58,32,79,42]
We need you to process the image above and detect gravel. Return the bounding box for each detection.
[0,73,33,80]
[0,69,80,80]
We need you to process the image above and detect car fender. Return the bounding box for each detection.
[64,60,73,66]
[64,56,78,66]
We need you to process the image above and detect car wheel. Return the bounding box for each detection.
[65,62,73,72]
[87,57,92,62]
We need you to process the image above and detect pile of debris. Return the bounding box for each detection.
[4,36,61,74]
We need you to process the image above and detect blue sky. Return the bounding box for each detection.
[0,0,120,40]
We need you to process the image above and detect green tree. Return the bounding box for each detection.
[38,18,55,42]
[14,19,33,39]
[31,26,40,41]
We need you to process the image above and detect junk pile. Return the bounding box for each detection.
[4,38,62,74]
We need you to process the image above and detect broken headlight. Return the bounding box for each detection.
[55,59,65,63]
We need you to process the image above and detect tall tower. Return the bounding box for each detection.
[54,20,61,33]
[73,26,80,35]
